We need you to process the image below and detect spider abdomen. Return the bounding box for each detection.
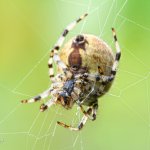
[60,34,115,76]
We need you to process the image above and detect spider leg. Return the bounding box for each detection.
[91,103,98,121]
[40,98,56,112]
[57,107,92,131]
[99,28,121,82]
[79,103,98,121]
[21,82,63,104]
[21,87,53,104]
[79,105,93,120]
[111,28,121,79]
[48,13,88,81]
[57,116,87,131]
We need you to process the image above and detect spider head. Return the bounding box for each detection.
[58,92,72,109]
[57,79,75,109]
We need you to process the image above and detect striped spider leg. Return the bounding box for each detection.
[57,106,93,131]
[21,87,53,104]
[21,76,64,107]
[79,104,98,121]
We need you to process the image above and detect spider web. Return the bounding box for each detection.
[0,0,150,150]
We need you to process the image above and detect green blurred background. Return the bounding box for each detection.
[0,0,150,150]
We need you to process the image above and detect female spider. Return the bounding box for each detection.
[21,13,121,131]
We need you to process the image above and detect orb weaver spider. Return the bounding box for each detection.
[21,13,121,131]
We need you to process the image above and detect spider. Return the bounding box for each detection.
[21,13,121,131]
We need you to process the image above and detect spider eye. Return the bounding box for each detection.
[75,35,84,43]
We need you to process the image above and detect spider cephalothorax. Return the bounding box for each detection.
[21,13,121,131]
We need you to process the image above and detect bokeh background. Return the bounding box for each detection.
[0,0,150,150]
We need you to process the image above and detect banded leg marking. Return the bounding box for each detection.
[48,58,54,80]
[21,84,62,104]
[21,88,53,104]
[92,103,98,121]
[111,28,121,78]
[79,106,93,120]
[57,105,92,131]
[40,98,56,112]
[80,104,98,121]
[57,116,88,131]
